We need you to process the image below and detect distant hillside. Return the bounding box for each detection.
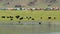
[0,0,60,8]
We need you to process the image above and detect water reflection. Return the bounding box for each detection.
[40,32,60,34]
[0,21,60,34]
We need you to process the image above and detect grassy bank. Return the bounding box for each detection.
[0,10,60,22]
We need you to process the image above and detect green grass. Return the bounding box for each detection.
[0,10,60,22]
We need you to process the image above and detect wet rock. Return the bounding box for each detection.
[48,17,51,19]
[20,17,23,20]
[15,15,20,19]
[2,16,5,18]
